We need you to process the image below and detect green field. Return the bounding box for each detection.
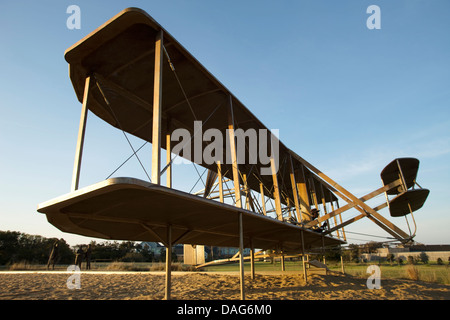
[201,260,450,285]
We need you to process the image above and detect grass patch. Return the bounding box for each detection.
[202,260,450,285]
[406,265,420,281]
[329,262,450,285]
[104,262,197,272]
[201,260,306,273]
[8,261,35,271]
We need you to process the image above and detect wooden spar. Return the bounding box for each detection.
[289,155,302,222]
[243,174,250,210]
[71,76,91,192]
[290,153,410,240]
[227,96,242,208]
[309,177,321,227]
[329,195,340,238]
[306,179,402,228]
[337,200,347,241]
[271,158,283,221]
[324,202,389,236]
[227,94,245,299]
[217,161,224,203]
[166,132,172,188]
[309,177,319,212]
[259,182,267,215]
[165,224,172,300]
[151,30,163,185]
[286,198,292,219]
[338,190,405,240]
[140,224,168,247]
[93,73,152,113]
[320,183,329,231]
[297,165,311,222]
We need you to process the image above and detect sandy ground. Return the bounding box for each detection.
[0,271,449,300]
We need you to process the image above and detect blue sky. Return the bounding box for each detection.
[0,1,449,246]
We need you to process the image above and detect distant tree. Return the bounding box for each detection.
[0,231,73,265]
[171,251,178,262]
[0,231,21,264]
[89,241,132,261]
[118,241,136,257]
[324,246,342,262]
[349,244,360,263]
[157,248,177,262]
[407,256,416,265]
[419,252,429,264]
[396,257,403,265]
[365,241,382,254]
[44,238,73,264]
[137,243,154,262]
[159,248,166,262]
[437,258,443,265]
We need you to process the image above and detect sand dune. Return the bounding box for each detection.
[0,271,449,300]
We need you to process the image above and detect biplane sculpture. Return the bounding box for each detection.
[37,8,429,299]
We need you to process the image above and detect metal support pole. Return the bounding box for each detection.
[166,132,172,188]
[271,158,283,221]
[71,76,91,192]
[301,230,307,283]
[165,224,172,300]
[310,178,320,216]
[337,201,346,241]
[151,30,164,185]
[250,239,255,280]
[297,165,311,222]
[238,211,245,300]
[329,193,340,238]
[217,161,224,203]
[289,155,302,223]
[259,182,267,215]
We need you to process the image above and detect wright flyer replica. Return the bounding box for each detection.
[37,8,429,299]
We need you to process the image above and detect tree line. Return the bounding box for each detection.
[0,230,156,265]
